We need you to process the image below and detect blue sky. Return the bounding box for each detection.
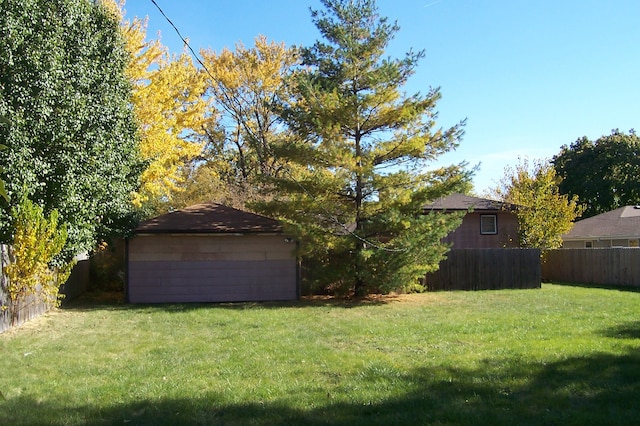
[122,0,640,194]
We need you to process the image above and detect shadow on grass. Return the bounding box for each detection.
[62,291,395,313]
[601,321,640,339]
[4,349,640,426]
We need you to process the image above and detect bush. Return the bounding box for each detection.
[2,196,75,323]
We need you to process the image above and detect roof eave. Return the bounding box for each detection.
[563,234,640,241]
[134,229,283,236]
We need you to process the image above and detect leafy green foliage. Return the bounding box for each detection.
[552,129,640,218]
[256,0,469,295]
[0,0,143,258]
[0,145,8,203]
[491,158,582,249]
[2,196,75,323]
[0,116,10,202]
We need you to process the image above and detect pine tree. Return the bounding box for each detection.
[257,0,469,296]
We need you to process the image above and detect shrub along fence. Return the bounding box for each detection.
[1,244,48,332]
[542,248,640,288]
[0,244,89,333]
[425,248,541,291]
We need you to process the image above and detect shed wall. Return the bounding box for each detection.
[128,234,298,303]
[443,212,519,249]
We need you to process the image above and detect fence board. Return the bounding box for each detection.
[426,248,541,291]
[543,248,640,288]
[1,244,52,332]
[1,244,89,333]
[60,259,89,304]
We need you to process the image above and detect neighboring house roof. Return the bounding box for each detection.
[423,193,515,212]
[563,205,640,240]
[135,203,283,234]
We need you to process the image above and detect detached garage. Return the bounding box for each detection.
[127,203,299,303]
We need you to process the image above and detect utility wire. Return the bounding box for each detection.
[147,0,408,253]
[149,0,218,84]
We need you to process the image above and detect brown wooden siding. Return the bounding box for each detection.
[443,212,519,249]
[127,234,298,303]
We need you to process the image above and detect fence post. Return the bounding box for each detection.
[1,244,10,332]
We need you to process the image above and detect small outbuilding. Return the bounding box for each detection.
[423,193,520,249]
[127,203,299,303]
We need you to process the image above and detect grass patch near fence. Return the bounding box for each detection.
[1,284,640,425]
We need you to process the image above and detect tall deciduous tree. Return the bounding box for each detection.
[0,116,9,202]
[0,0,142,258]
[0,147,8,203]
[491,158,582,249]
[257,0,469,296]
[192,36,298,207]
[552,130,640,219]
[107,1,210,210]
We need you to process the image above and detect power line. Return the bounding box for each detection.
[148,0,218,84]
[146,0,408,253]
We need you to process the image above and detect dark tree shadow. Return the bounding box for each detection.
[601,321,640,339]
[61,291,394,313]
[3,348,640,426]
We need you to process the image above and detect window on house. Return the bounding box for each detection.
[585,241,593,248]
[480,214,497,235]
[630,239,639,248]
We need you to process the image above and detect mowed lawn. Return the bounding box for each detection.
[1,284,640,425]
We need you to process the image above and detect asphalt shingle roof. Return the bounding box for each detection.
[563,205,640,240]
[135,203,283,234]
[423,193,514,212]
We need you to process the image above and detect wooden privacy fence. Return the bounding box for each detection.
[0,244,48,333]
[1,244,89,333]
[425,248,541,291]
[542,248,640,288]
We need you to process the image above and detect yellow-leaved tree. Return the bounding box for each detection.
[189,36,297,206]
[490,158,583,250]
[3,196,75,324]
[104,1,212,210]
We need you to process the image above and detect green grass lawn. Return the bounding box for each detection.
[1,283,639,425]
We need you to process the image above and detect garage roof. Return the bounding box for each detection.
[423,193,515,212]
[136,203,283,234]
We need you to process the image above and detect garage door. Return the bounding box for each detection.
[127,234,298,303]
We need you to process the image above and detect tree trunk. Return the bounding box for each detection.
[353,129,366,297]
[354,275,366,297]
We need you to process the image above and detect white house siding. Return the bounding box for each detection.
[127,234,298,303]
